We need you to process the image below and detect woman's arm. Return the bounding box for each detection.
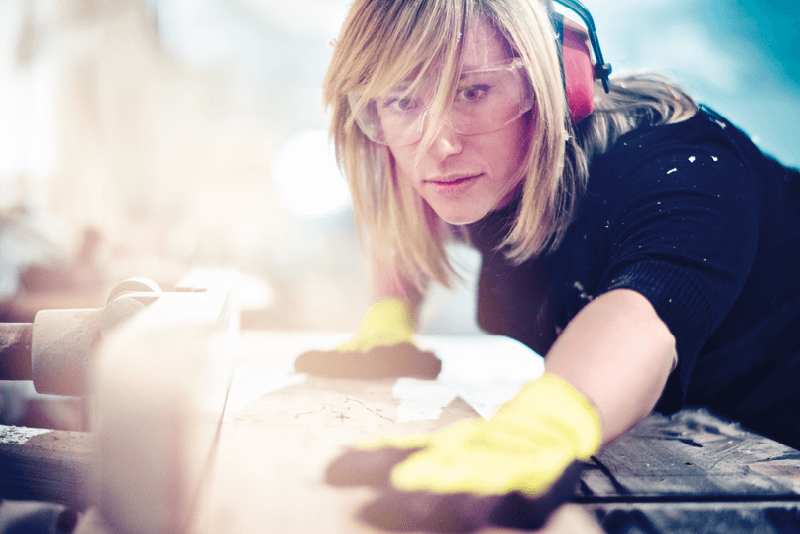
[544,288,677,445]
[325,256,427,353]
[372,257,425,321]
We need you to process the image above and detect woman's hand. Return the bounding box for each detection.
[336,298,416,351]
[294,299,441,378]
[326,373,601,531]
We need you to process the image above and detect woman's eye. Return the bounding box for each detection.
[395,98,415,110]
[458,84,490,102]
[382,96,419,113]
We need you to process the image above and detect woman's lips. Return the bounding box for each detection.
[427,173,482,195]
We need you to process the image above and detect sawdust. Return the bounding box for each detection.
[0,425,49,445]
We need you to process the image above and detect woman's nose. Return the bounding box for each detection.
[425,119,464,161]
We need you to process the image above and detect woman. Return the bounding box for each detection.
[317,0,800,527]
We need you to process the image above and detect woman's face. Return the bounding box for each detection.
[389,21,529,225]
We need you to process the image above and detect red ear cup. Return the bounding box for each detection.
[561,19,595,123]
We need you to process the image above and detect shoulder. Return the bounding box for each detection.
[586,109,761,209]
[595,109,747,179]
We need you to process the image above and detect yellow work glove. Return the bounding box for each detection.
[326,373,602,532]
[294,299,441,379]
[336,298,415,351]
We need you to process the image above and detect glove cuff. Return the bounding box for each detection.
[492,373,602,460]
[361,298,414,335]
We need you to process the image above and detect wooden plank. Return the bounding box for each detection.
[584,410,800,499]
[88,329,800,533]
[201,379,474,534]
[587,501,800,534]
[0,426,90,508]
[91,270,241,534]
[198,332,601,534]
[200,332,486,534]
[580,409,800,534]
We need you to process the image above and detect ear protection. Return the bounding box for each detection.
[548,0,611,123]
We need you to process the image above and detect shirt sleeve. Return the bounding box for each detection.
[593,129,761,413]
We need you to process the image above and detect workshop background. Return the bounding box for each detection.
[0,0,798,349]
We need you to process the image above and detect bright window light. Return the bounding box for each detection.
[271,129,350,218]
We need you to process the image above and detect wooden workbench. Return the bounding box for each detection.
[583,409,800,533]
[2,331,799,533]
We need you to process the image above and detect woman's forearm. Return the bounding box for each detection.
[544,288,677,445]
[372,257,425,319]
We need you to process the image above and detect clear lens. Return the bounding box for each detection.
[348,59,532,146]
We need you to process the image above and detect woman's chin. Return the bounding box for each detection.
[435,208,490,226]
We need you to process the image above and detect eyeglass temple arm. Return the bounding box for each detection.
[551,0,612,93]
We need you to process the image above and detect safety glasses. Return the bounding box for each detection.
[348,58,534,147]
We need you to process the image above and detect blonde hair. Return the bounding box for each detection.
[322,0,697,291]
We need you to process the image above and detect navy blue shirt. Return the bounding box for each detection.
[469,107,800,418]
